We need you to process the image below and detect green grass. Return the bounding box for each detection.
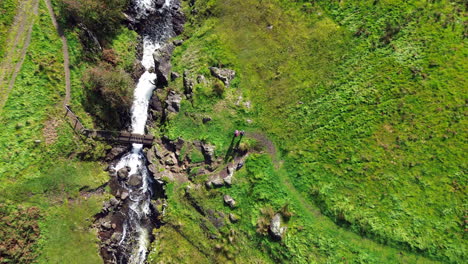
[0,0,18,59]
[37,195,107,264]
[160,0,467,262]
[154,154,438,263]
[0,1,109,262]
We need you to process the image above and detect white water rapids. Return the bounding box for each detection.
[111,1,173,263]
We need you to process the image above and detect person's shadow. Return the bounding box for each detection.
[224,133,244,162]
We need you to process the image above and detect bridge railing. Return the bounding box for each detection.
[64,105,154,146]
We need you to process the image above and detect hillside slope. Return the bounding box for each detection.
[153,0,466,263]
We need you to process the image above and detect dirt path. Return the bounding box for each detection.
[0,0,40,110]
[44,0,71,106]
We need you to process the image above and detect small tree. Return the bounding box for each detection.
[60,0,128,39]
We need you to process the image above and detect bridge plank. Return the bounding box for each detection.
[64,106,154,145]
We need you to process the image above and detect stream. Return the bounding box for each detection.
[105,0,178,263]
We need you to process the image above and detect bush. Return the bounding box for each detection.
[83,62,133,127]
[60,0,128,40]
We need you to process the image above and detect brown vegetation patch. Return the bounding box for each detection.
[0,204,41,263]
[43,118,60,145]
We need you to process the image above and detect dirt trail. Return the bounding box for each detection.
[44,0,71,106]
[0,0,40,110]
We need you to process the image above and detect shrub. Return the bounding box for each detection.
[59,0,128,40]
[83,62,133,127]
[84,63,133,109]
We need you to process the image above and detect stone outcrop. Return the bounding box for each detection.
[117,167,129,181]
[223,195,236,208]
[153,43,175,85]
[183,70,194,97]
[165,90,182,113]
[269,213,286,240]
[201,142,215,163]
[128,174,143,188]
[209,67,236,87]
[106,146,129,161]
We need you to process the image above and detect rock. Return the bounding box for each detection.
[229,213,239,223]
[132,62,145,81]
[211,178,224,188]
[209,67,236,87]
[205,181,213,189]
[110,231,122,242]
[173,138,185,152]
[202,117,212,124]
[165,157,175,166]
[120,191,129,200]
[223,195,236,208]
[171,71,180,80]
[106,146,128,161]
[101,221,112,229]
[165,90,182,113]
[197,75,206,84]
[148,163,157,174]
[246,119,253,124]
[153,43,175,85]
[224,175,233,186]
[117,168,129,180]
[150,93,163,113]
[34,140,41,144]
[108,168,116,176]
[201,143,215,163]
[183,70,194,96]
[154,0,165,8]
[207,210,225,229]
[102,201,111,212]
[110,198,119,206]
[173,39,183,46]
[171,5,186,35]
[270,213,286,240]
[128,174,143,187]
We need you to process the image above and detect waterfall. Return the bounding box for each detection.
[110,1,175,263]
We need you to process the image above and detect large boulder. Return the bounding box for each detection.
[269,213,286,240]
[128,174,143,188]
[223,195,236,208]
[117,167,129,180]
[201,143,215,163]
[153,43,175,85]
[209,67,236,87]
[165,90,182,113]
[106,146,129,161]
[171,3,186,35]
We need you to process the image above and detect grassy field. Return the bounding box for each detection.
[156,0,466,262]
[0,0,18,59]
[0,1,111,262]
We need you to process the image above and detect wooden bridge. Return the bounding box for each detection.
[64,106,154,145]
